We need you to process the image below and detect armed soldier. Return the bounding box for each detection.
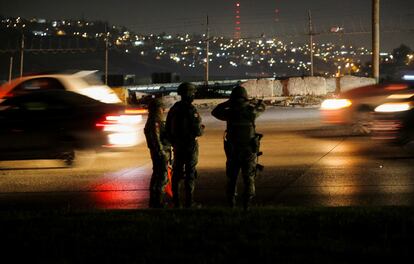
[144,98,171,208]
[166,82,205,208]
[211,85,265,210]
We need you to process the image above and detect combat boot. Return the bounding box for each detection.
[184,192,202,208]
[149,192,164,208]
[228,196,236,208]
[243,196,253,211]
[154,193,166,208]
[148,192,156,208]
[173,195,181,208]
[185,201,202,209]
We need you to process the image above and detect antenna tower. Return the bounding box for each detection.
[234,2,241,39]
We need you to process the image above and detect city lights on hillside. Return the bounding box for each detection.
[0,16,376,77]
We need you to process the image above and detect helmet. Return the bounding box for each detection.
[230,85,248,100]
[177,82,196,97]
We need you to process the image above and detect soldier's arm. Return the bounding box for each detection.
[211,101,230,121]
[251,99,266,118]
[191,106,205,137]
[255,100,266,114]
[154,122,164,153]
[165,109,174,143]
[160,121,172,148]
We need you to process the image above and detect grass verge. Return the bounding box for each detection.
[1,206,413,263]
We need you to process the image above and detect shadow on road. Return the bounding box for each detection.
[294,125,362,139]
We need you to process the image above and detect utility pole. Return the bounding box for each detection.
[105,24,109,85]
[20,33,24,77]
[308,10,314,77]
[9,56,13,82]
[372,0,380,83]
[205,15,210,86]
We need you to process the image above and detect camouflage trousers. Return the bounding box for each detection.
[225,142,257,207]
[149,149,170,208]
[171,142,199,208]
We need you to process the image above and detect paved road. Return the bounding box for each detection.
[1,106,413,209]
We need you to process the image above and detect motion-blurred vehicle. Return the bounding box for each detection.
[128,90,176,109]
[0,71,121,104]
[0,90,142,166]
[320,83,413,135]
[372,90,414,144]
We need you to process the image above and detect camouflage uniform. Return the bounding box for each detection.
[166,82,204,208]
[211,85,265,209]
[144,98,171,208]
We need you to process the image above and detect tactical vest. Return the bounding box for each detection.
[226,101,256,145]
[167,101,203,146]
[144,115,170,151]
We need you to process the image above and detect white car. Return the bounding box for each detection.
[0,71,121,104]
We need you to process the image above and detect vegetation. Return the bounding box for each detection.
[1,207,413,263]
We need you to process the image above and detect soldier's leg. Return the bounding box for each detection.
[149,176,157,208]
[241,150,257,210]
[184,144,198,208]
[148,150,159,208]
[172,148,184,208]
[184,172,195,208]
[226,151,240,208]
[152,153,169,208]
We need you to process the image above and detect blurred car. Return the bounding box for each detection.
[372,91,414,144]
[320,83,413,135]
[0,71,121,104]
[0,90,142,166]
[127,90,176,109]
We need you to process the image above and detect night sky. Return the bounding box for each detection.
[1,0,414,51]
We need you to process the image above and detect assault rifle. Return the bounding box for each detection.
[253,133,264,177]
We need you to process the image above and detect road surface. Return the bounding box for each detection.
[1,106,413,209]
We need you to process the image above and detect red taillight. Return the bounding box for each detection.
[96,113,142,148]
[96,114,142,132]
[96,115,119,129]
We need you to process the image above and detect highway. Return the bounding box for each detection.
[1,106,413,210]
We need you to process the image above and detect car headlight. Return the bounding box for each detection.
[375,102,413,113]
[320,99,352,110]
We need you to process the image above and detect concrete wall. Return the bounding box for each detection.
[241,75,376,97]
[273,80,284,97]
[242,79,258,98]
[118,76,377,104]
[284,77,327,96]
[326,78,337,94]
[304,77,327,95]
[286,77,306,96]
[257,79,275,97]
[242,78,284,98]
[339,76,376,92]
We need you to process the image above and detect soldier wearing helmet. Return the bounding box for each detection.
[144,97,171,208]
[177,82,197,99]
[166,82,205,208]
[211,85,265,210]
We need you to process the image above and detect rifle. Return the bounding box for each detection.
[253,133,264,177]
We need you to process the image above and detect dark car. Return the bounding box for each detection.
[372,91,414,144]
[0,90,142,166]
